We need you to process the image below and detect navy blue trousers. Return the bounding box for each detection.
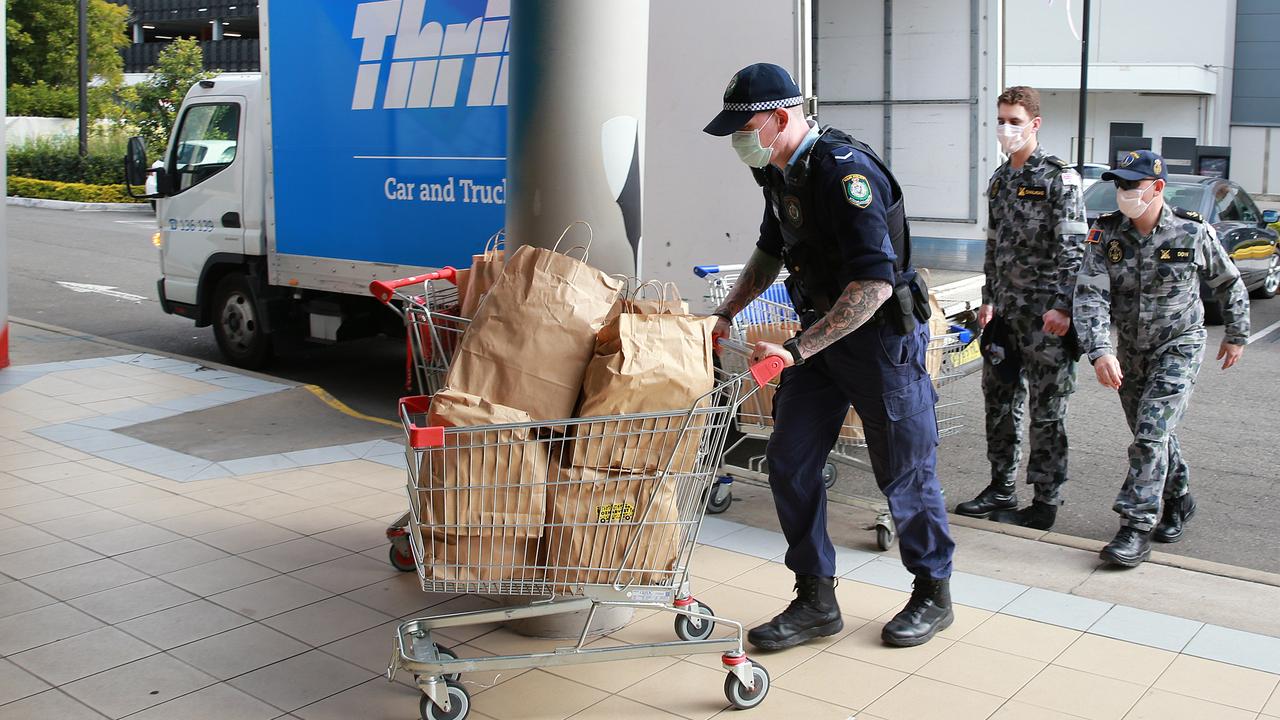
[766,321,955,580]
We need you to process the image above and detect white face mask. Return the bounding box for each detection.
[1116,182,1157,219]
[731,114,780,168]
[997,122,1031,154]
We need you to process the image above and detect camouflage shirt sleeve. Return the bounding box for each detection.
[1051,168,1089,313]
[1198,224,1251,344]
[1073,222,1113,361]
[982,174,998,306]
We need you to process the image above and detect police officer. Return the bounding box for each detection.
[955,86,1088,530]
[1074,150,1249,567]
[704,63,955,649]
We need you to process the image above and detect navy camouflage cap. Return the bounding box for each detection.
[703,63,804,136]
[1102,150,1167,182]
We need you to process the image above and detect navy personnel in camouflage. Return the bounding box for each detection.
[955,86,1088,530]
[1074,150,1249,568]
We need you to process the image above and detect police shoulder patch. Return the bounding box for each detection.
[842,173,873,208]
[1172,206,1204,223]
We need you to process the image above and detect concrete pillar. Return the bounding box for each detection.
[1,2,8,369]
[212,20,223,41]
[133,23,145,44]
[506,0,649,278]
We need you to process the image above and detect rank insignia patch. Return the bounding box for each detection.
[1158,247,1193,262]
[1107,239,1123,264]
[842,174,873,208]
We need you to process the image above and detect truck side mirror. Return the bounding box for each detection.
[125,137,149,187]
[1263,209,1279,226]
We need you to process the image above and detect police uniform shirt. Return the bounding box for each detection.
[756,132,898,291]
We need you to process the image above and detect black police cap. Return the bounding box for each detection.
[703,63,804,136]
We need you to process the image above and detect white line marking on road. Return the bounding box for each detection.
[1247,317,1280,345]
[56,281,148,303]
[114,219,156,227]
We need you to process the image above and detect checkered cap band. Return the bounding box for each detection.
[723,96,804,112]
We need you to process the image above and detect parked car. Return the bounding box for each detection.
[1083,175,1280,323]
[1079,162,1110,189]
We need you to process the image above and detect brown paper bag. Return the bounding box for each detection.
[572,313,717,472]
[738,321,865,442]
[445,241,626,422]
[541,463,681,589]
[410,521,541,585]
[458,232,506,318]
[418,389,547,539]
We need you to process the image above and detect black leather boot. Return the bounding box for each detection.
[881,575,954,647]
[988,500,1057,530]
[1100,526,1151,567]
[955,483,1017,518]
[1152,494,1196,544]
[748,575,843,650]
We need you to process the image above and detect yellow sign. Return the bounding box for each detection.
[596,503,636,523]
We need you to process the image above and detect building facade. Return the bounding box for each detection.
[113,0,259,75]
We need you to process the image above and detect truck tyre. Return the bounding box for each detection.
[213,273,273,369]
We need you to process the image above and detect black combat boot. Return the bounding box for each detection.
[1100,526,1151,567]
[1152,494,1196,544]
[988,500,1057,530]
[747,575,843,650]
[955,483,1017,518]
[882,575,954,647]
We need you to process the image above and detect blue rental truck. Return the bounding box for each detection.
[125,0,511,368]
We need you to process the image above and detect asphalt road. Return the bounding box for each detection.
[8,205,1280,573]
[5,206,408,419]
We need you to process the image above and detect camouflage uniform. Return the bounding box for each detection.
[982,147,1088,505]
[1074,205,1250,530]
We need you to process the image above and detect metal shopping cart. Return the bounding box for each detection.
[370,269,470,572]
[693,263,976,550]
[386,336,781,719]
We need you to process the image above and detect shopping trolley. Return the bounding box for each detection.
[694,263,975,550]
[370,268,469,572]
[387,339,783,719]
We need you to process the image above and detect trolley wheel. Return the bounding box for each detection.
[876,522,896,551]
[822,462,838,489]
[414,645,460,683]
[389,544,417,572]
[674,602,716,641]
[706,481,733,514]
[419,679,470,720]
[724,662,770,710]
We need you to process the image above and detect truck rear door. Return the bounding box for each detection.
[159,96,247,305]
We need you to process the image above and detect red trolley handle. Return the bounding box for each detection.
[369,266,458,303]
[716,337,785,387]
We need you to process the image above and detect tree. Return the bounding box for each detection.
[122,38,214,152]
[6,0,129,88]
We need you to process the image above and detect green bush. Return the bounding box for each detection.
[7,133,129,185]
[7,82,78,118]
[7,176,144,204]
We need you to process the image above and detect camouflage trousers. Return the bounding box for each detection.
[982,313,1077,505]
[1114,334,1205,531]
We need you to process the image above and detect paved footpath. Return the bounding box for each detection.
[1,320,1279,720]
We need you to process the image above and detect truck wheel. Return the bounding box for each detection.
[213,273,273,369]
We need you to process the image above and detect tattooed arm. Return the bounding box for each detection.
[795,279,892,358]
[713,248,784,319]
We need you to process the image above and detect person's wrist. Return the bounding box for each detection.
[783,337,806,365]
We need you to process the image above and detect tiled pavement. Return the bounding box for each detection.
[2,353,1280,720]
